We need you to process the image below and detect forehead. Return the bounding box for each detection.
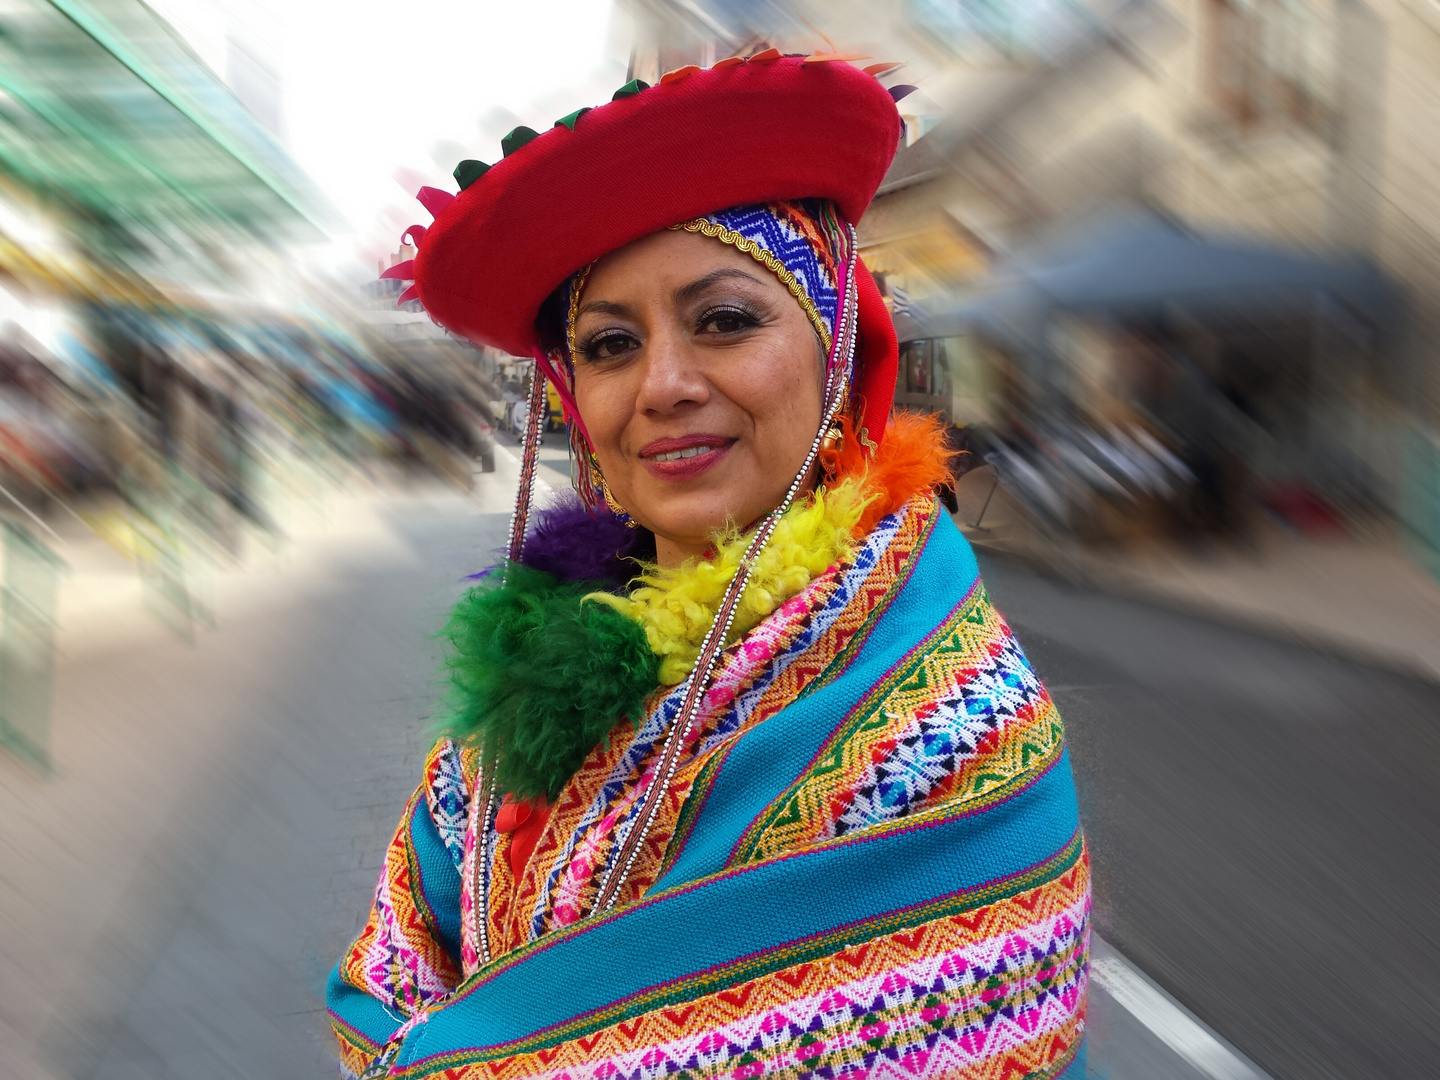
[579,229,776,301]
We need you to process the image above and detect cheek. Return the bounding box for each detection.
[572,371,631,457]
[728,339,824,449]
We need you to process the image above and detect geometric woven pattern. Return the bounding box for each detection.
[505,503,930,942]
[390,839,1090,1080]
[337,781,462,1023]
[425,739,473,872]
[730,587,1063,865]
[685,200,845,354]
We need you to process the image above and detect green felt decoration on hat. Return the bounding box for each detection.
[611,79,649,101]
[501,126,540,157]
[453,159,490,190]
[555,108,591,131]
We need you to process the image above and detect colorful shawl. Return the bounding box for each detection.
[327,459,1091,1078]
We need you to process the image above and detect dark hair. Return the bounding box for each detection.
[534,279,571,354]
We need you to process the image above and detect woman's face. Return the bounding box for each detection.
[570,228,826,566]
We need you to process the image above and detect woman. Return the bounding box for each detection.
[330,55,1088,1080]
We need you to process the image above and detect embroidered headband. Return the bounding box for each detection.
[564,200,845,361]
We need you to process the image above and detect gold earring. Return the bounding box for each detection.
[598,470,639,528]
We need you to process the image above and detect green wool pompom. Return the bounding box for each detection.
[441,562,660,801]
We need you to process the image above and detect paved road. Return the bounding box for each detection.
[979,552,1440,1080]
[30,491,506,1080]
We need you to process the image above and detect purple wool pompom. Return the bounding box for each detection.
[467,495,645,588]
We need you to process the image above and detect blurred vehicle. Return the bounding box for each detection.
[547,382,565,432]
[454,400,497,474]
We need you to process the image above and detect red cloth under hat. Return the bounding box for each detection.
[405,55,903,443]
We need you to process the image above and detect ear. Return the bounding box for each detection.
[851,261,898,453]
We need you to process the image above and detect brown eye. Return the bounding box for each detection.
[582,332,637,361]
[698,307,758,335]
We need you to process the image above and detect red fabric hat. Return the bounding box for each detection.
[394,54,904,442]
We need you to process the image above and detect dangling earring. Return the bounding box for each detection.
[597,465,639,528]
[819,387,848,455]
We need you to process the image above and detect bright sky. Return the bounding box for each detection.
[147,0,629,273]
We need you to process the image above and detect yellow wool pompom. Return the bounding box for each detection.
[585,479,870,684]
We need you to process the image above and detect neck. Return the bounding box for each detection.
[653,533,712,569]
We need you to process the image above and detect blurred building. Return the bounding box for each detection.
[0,0,532,644]
[625,0,1440,565]
[358,246,506,478]
[0,0,342,525]
[867,0,1439,553]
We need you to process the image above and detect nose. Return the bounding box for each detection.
[634,325,709,416]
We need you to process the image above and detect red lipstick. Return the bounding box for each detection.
[638,434,735,481]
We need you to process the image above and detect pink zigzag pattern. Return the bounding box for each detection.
[516,895,1089,1080]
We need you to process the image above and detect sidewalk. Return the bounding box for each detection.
[951,466,1440,685]
[0,456,505,1080]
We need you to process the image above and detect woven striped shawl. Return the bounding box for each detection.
[328,497,1090,1079]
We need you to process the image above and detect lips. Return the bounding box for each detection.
[639,434,735,481]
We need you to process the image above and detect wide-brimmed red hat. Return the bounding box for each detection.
[385,53,904,441]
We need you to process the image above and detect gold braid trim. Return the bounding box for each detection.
[669,219,833,354]
[565,262,594,364]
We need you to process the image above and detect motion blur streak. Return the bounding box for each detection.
[0,1,1437,1079]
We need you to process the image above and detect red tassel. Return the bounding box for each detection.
[397,284,420,305]
[402,224,427,247]
[416,186,455,217]
[379,259,414,281]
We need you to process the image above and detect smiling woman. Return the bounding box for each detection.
[330,56,1091,1080]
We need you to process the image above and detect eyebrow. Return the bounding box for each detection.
[575,267,766,322]
[575,299,633,319]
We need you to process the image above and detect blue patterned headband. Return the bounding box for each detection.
[563,199,848,370]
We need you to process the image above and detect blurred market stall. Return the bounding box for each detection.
[0,0,502,768]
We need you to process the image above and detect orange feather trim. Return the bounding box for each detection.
[822,411,961,537]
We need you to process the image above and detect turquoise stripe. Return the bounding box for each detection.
[398,748,1079,1066]
[326,963,405,1047]
[1055,1039,1087,1077]
[409,795,464,966]
[656,511,979,888]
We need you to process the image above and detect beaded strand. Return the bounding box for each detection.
[592,225,860,910]
[504,361,550,564]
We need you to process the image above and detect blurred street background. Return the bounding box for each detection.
[1,1,1439,1078]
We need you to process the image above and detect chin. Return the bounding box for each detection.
[640,491,754,545]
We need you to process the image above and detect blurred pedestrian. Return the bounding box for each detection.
[329,57,1089,1080]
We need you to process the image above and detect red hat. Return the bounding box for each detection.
[386,53,904,442]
